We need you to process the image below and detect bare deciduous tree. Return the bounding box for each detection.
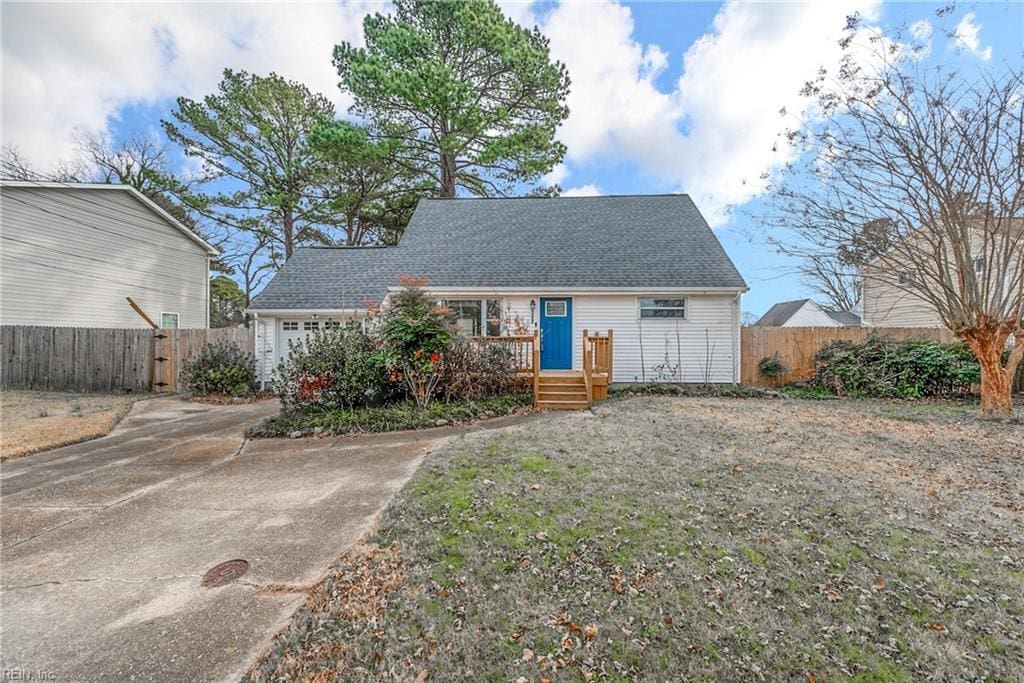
[765,27,1023,419]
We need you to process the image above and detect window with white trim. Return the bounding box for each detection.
[282,321,299,331]
[303,321,320,331]
[444,299,483,336]
[638,298,686,319]
[973,256,986,274]
[160,312,179,329]
[324,320,342,329]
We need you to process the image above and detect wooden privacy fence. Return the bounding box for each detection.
[741,326,958,387]
[1,325,254,393]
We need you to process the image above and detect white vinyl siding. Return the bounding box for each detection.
[0,186,211,328]
[496,293,739,383]
[254,294,742,385]
[861,269,944,327]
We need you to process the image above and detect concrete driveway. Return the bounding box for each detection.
[0,397,445,682]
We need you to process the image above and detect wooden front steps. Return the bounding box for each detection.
[536,371,590,410]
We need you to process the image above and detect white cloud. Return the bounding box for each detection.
[951,12,992,61]
[909,19,933,42]
[562,183,601,197]
[673,0,882,225]
[543,162,570,187]
[907,19,933,59]
[498,1,540,31]
[538,0,883,226]
[1,2,376,170]
[542,1,685,174]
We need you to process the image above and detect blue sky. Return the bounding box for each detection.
[3,1,1021,316]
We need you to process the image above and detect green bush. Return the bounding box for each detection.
[273,324,396,411]
[180,342,257,397]
[435,340,523,401]
[813,336,979,398]
[758,354,788,378]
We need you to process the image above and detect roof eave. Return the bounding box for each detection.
[388,285,748,295]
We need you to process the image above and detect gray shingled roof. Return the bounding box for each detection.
[826,310,861,326]
[249,246,400,310]
[754,299,811,327]
[250,195,747,310]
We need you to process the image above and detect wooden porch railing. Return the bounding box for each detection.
[473,331,540,401]
[473,332,538,374]
[583,329,613,401]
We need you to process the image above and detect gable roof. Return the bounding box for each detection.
[755,298,861,327]
[754,299,814,327]
[0,180,218,255]
[397,195,746,289]
[250,194,746,310]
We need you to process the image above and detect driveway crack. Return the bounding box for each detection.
[2,574,203,591]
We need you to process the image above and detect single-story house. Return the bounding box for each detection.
[0,181,218,328]
[249,195,748,391]
[754,298,860,327]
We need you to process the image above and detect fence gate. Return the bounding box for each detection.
[152,330,174,392]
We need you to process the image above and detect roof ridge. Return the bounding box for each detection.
[297,245,389,250]
[420,193,693,201]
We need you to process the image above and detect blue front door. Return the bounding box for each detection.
[540,297,572,369]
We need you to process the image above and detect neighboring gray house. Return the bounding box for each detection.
[0,181,218,328]
[249,195,748,385]
[754,298,860,327]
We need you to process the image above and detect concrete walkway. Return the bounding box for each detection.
[0,397,465,682]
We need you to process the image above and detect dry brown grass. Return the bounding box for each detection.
[0,391,137,460]
[248,397,1023,682]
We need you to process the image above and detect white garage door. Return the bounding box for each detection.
[280,319,320,354]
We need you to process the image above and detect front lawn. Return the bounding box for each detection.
[0,391,137,460]
[248,397,1023,681]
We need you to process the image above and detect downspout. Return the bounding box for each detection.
[205,256,212,329]
[251,312,265,389]
[732,292,742,385]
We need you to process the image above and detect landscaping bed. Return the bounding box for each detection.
[609,382,782,399]
[247,392,534,438]
[0,391,137,460]
[248,396,1023,681]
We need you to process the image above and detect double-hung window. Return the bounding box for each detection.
[638,298,687,320]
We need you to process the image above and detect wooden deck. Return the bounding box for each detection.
[474,329,613,411]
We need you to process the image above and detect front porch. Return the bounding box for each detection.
[475,329,613,410]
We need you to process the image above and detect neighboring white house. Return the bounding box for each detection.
[860,274,945,327]
[753,298,860,327]
[0,181,218,328]
[248,195,748,384]
[859,219,1023,328]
